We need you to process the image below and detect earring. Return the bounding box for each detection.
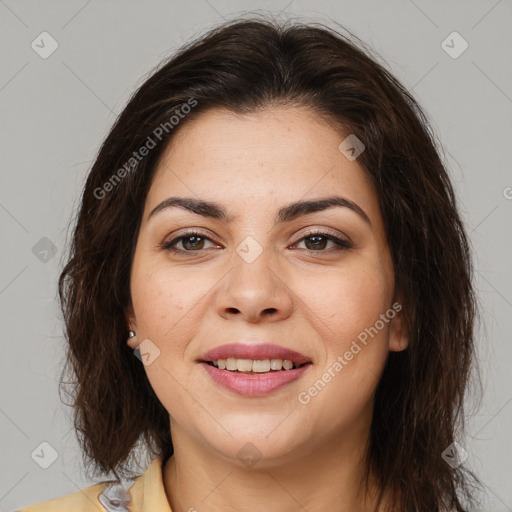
[128,330,136,339]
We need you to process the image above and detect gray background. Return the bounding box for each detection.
[1,1,511,511]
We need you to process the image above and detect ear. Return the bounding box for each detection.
[125,306,139,350]
[388,300,409,352]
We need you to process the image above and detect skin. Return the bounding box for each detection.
[126,106,409,512]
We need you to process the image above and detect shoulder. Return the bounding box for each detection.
[16,480,108,512]
[16,455,170,512]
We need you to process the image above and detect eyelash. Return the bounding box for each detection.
[160,229,352,255]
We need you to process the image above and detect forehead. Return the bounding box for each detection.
[145,106,381,229]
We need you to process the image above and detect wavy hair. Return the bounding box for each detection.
[58,16,481,511]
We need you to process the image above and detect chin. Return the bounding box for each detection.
[204,423,309,469]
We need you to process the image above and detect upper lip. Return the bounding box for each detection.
[199,343,312,366]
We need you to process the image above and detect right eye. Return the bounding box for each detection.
[160,231,221,254]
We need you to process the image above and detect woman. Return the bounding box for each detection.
[18,15,481,512]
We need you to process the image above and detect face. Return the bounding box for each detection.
[127,106,408,467]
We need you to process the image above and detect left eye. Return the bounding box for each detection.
[294,233,351,251]
[161,231,351,254]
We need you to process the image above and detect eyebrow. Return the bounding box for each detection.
[148,195,371,226]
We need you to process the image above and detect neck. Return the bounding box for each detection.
[162,421,383,512]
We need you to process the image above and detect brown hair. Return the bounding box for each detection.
[58,15,481,511]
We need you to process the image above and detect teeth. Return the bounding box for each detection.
[252,359,270,373]
[282,359,293,370]
[210,358,300,372]
[237,359,253,372]
[270,359,283,370]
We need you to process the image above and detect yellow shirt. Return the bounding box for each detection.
[17,454,172,512]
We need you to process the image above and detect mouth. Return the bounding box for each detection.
[197,343,312,396]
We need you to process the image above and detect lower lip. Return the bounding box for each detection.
[200,362,311,397]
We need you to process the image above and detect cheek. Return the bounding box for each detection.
[129,261,207,420]
[294,271,391,433]
[301,261,391,350]
[130,257,213,341]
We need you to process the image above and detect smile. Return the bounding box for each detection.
[197,342,313,396]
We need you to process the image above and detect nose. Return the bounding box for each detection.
[215,248,294,324]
